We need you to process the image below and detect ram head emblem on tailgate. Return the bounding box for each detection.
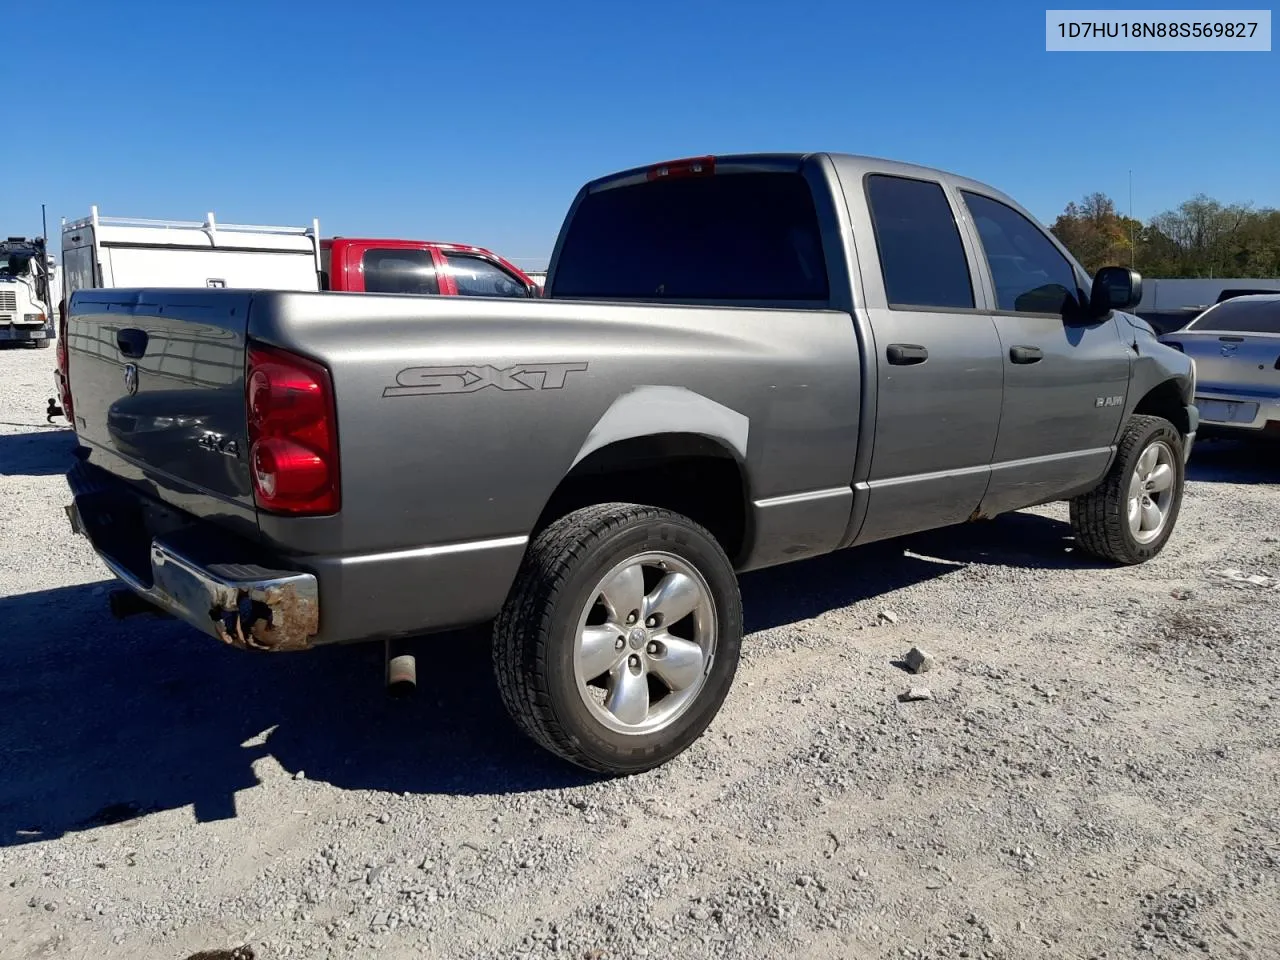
[123,363,139,396]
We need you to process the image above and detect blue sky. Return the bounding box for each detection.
[5,1,1277,270]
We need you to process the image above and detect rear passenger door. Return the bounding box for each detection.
[957,191,1133,514]
[851,173,1005,544]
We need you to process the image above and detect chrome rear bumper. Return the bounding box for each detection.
[66,499,319,651]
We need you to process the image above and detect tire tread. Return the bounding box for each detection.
[1069,414,1181,565]
[493,503,727,774]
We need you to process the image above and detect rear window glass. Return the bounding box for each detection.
[1190,297,1280,334]
[551,172,829,302]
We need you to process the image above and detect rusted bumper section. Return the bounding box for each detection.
[66,501,319,652]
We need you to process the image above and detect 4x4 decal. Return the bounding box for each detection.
[383,362,588,397]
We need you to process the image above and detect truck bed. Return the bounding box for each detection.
[65,287,864,644]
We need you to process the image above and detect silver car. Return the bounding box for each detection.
[1160,294,1280,439]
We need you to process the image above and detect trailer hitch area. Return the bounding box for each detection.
[46,397,65,423]
[210,583,318,653]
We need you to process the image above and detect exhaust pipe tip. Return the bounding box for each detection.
[385,638,417,698]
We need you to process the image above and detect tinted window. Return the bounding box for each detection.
[1190,297,1280,333]
[362,248,439,295]
[864,175,974,310]
[442,254,531,298]
[962,192,1082,316]
[1217,288,1278,304]
[552,172,829,302]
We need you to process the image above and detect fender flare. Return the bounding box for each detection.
[569,385,751,469]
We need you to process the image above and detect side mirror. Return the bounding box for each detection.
[1090,266,1143,316]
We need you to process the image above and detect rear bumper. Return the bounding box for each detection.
[66,463,319,651]
[64,458,529,649]
[1194,389,1280,434]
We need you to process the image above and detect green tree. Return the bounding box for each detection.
[1050,190,1280,279]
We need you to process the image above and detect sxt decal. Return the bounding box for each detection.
[384,362,589,398]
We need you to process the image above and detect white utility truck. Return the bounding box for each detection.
[59,207,322,300]
[1,237,57,348]
[50,208,321,422]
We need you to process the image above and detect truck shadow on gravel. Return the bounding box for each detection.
[742,510,1098,632]
[0,510,1094,845]
[0,425,76,476]
[1187,440,1279,485]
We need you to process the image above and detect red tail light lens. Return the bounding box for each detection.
[246,343,340,515]
[56,300,73,423]
[646,155,716,181]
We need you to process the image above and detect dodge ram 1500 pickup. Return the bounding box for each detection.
[61,152,1198,774]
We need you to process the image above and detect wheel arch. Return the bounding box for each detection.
[1132,377,1192,436]
[533,431,752,564]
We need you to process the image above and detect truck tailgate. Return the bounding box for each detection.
[65,288,258,534]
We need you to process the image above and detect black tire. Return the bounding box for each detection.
[1069,415,1185,565]
[34,339,51,350]
[493,503,743,775]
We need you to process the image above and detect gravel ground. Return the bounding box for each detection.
[2,342,1278,960]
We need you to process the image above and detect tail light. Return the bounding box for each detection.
[56,300,73,423]
[647,156,716,181]
[246,343,340,515]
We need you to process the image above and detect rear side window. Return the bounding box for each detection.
[865,175,974,310]
[1190,297,1280,333]
[551,172,829,302]
[442,253,531,298]
[362,248,440,295]
[961,192,1083,316]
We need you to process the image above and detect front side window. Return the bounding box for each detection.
[441,254,531,298]
[962,192,1082,316]
[865,175,975,310]
[362,248,440,295]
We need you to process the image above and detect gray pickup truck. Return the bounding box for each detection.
[62,152,1197,774]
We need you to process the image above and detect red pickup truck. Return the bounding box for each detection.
[320,238,539,298]
[51,216,540,421]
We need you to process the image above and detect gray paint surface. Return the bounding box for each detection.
[65,152,1196,646]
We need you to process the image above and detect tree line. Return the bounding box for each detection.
[1049,192,1280,279]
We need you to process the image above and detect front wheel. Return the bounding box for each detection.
[1069,414,1185,565]
[493,503,743,775]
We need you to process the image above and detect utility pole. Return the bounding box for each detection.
[1128,170,1135,269]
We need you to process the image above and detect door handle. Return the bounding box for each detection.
[1009,345,1043,364]
[886,343,928,366]
[116,328,149,359]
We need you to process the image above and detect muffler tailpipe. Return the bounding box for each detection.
[385,637,417,698]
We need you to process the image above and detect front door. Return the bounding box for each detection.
[851,173,1006,545]
[957,190,1133,515]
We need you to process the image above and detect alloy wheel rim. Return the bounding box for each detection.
[572,551,717,736]
[1127,440,1176,545]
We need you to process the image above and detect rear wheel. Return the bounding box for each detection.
[493,503,742,775]
[1070,414,1185,565]
[34,339,51,350]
